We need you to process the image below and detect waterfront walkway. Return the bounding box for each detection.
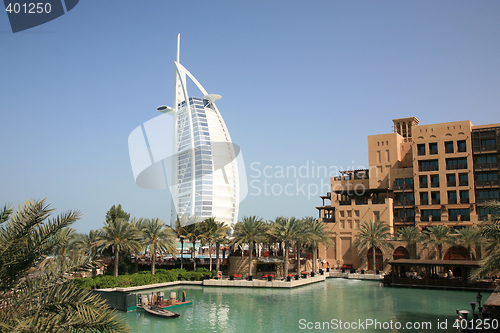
[103,271,384,293]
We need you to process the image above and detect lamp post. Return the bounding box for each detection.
[476,292,483,315]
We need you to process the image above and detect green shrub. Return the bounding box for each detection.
[72,268,214,289]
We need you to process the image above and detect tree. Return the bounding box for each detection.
[70,229,101,276]
[184,216,201,272]
[174,215,188,270]
[232,216,268,277]
[470,200,500,280]
[213,221,230,273]
[293,218,311,276]
[268,217,300,278]
[129,217,147,273]
[140,218,177,275]
[395,226,425,259]
[423,225,453,260]
[105,204,130,223]
[0,199,130,332]
[199,217,229,272]
[455,226,483,260]
[94,218,141,277]
[354,220,394,271]
[303,217,331,273]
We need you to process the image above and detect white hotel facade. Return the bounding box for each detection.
[157,35,242,227]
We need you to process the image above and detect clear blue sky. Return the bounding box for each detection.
[1,1,500,233]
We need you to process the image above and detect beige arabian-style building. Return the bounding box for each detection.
[317,117,500,271]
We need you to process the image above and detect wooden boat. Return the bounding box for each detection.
[142,305,180,318]
[159,300,193,309]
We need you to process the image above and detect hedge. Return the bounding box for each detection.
[72,268,214,289]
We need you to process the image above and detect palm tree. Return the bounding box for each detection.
[184,216,201,272]
[0,199,131,332]
[354,220,394,271]
[174,215,188,269]
[140,218,177,275]
[71,230,101,276]
[268,216,300,278]
[455,226,483,260]
[94,218,142,277]
[423,225,453,260]
[232,216,268,278]
[213,221,230,273]
[303,217,331,273]
[293,218,311,276]
[130,217,147,272]
[199,217,230,272]
[395,226,425,259]
[470,200,500,280]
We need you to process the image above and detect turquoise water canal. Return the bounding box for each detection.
[122,279,489,332]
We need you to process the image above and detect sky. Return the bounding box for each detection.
[1,1,500,234]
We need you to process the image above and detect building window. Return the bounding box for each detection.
[420,192,429,205]
[429,142,438,155]
[419,160,439,172]
[417,144,426,156]
[460,190,469,204]
[445,141,454,153]
[449,208,470,221]
[476,173,499,187]
[479,208,500,221]
[458,173,468,186]
[477,190,500,203]
[457,140,467,152]
[419,175,428,188]
[448,191,457,204]
[431,191,440,205]
[476,156,498,169]
[421,209,441,222]
[446,174,456,187]
[430,175,440,188]
[481,139,496,151]
[446,157,467,170]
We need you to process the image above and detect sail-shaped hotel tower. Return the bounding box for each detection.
[155,35,242,227]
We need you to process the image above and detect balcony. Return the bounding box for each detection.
[446,164,468,170]
[394,216,415,223]
[448,198,457,204]
[372,199,386,205]
[394,200,415,207]
[322,217,336,223]
[475,162,499,170]
[419,165,439,172]
[420,199,429,205]
[479,215,489,221]
[461,215,471,221]
[459,180,469,186]
[449,215,458,221]
[479,144,497,152]
[477,197,500,204]
[431,199,441,205]
[420,215,441,222]
[460,198,470,204]
[393,184,414,191]
[476,180,499,188]
[355,199,368,205]
[420,183,429,188]
[447,181,456,187]
[339,200,352,206]
[430,182,440,188]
